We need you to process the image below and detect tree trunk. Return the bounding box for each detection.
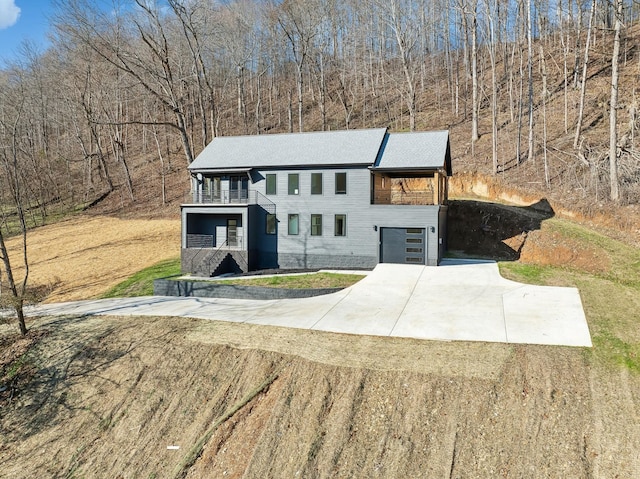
[527,0,535,163]
[609,0,622,201]
[574,0,597,148]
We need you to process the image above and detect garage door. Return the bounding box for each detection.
[380,227,425,265]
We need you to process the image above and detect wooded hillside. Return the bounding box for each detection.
[1,0,640,225]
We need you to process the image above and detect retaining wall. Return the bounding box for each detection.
[153,278,342,300]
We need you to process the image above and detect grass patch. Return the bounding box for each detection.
[499,216,640,373]
[547,218,640,288]
[215,272,365,289]
[101,258,181,298]
[498,262,550,285]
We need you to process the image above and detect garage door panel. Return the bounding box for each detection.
[381,227,425,265]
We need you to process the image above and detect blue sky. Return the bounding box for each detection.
[0,0,54,66]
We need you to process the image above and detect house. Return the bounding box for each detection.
[181,127,452,276]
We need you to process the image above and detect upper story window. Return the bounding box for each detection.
[311,173,323,195]
[288,173,299,195]
[335,172,347,194]
[266,174,276,195]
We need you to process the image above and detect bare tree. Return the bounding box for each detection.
[376,0,420,131]
[56,0,195,164]
[609,0,622,201]
[0,88,30,336]
[574,0,597,149]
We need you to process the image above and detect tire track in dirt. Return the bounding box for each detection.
[3,316,640,478]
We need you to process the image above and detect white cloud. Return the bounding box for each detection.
[0,0,20,30]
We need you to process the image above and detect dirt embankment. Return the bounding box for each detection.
[1,316,638,478]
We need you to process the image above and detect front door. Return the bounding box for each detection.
[227,218,238,247]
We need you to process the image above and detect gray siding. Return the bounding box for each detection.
[184,166,445,271]
[250,167,442,268]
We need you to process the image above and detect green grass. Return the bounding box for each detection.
[498,262,551,285]
[101,258,181,298]
[499,218,640,373]
[215,272,365,289]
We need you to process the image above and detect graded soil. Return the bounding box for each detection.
[1,315,638,478]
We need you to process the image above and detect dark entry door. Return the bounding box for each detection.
[227,218,238,247]
[380,227,425,264]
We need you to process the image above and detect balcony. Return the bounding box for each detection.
[184,190,276,213]
[186,233,244,249]
[372,189,436,206]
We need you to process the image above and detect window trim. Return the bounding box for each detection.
[288,173,299,195]
[311,214,322,236]
[334,214,347,237]
[265,173,277,195]
[335,172,347,194]
[288,214,299,235]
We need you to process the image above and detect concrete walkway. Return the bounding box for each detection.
[22,259,592,347]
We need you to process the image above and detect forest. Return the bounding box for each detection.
[1,0,639,228]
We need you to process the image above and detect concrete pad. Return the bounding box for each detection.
[504,286,592,346]
[24,261,592,347]
[311,264,423,336]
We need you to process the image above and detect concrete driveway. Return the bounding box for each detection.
[24,259,592,347]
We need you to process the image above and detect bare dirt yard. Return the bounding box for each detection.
[1,315,639,478]
[3,215,180,302]
[1,201,640,478]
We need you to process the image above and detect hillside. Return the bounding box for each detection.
[2,193,640,477]
[1,313,638,478]
[2,0,640,232]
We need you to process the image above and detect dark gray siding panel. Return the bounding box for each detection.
[438,206,448,262]
[248,204,279,270]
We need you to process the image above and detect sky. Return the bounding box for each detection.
[0,0,54,66]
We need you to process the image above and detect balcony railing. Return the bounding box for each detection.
[186,233,245,249]
[372,189,436,206]
[185,190,276,212]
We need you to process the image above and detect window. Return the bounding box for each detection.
[311,214,322,236]
[266,174,276,195]
[335,172,347,194]
[406,237,423,244]
[288,173,299,195]
[266,213,276,235]
[288,214,299,235]
[311,173,323,195]
[334,214,346,236]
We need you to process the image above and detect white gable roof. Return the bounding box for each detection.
[188,128,388,171]
[188,128,451,175]
[373,130,451,173]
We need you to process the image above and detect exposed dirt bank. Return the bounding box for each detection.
[1,315,638,478]
[450,171,640,247]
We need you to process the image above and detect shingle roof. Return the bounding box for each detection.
[188,128,452,175]
[188,128,388,171]
[373,130,451,174]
